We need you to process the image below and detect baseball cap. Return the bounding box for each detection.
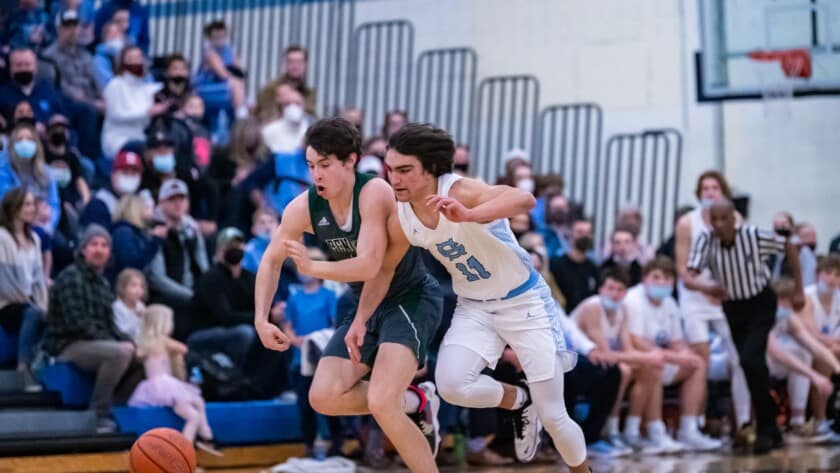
[113,150,143,172]
[57,9,80,27]
[503,148,530,163]
[158,178,189,201]
[146,129,175,149]
[358,155,383,176]
[216,227,244,249]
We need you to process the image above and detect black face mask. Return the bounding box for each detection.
[124,64,145,77]
[775,227,792,238]
[574,236,593,252]
[223,247,244,265]
[12,71,34,87]
[454,163,469,173]
[167,76,189,91]
[546,208,568,225]
[49,130,68,147]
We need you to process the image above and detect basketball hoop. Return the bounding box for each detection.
[747,48,812,120]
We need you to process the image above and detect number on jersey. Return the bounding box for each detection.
[436,238,491,282]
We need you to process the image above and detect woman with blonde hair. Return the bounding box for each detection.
[128,304,219,454]
[109,193,168,279]
[0,124,61,231]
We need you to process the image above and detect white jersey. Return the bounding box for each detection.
[572,295,624,351]
[625,285,684,348]
[805,284,840,336]
[678,207,723,320]
[397,174,535,300]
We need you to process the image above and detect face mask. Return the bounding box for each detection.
[48,130,67,147]
[298,274,317,285]
[453,163,469,174]
[516,178,535,193]
[104,38,124,53]
[574,236,593,252]
[774,227,791,238]
[256,230,273,241]
[700,198,714,209]
[12,71,34,87]
[114,173,141,194]
[152,153,175,173]
[223,247,244,265]
[167,76,189,91]
[601,297,621,311]
[817,280,835,296]
[547,208,568,225]
[13,139,37,159]
[283,103,304,125]
[646,283,672,301]
[49,165,73,188]
[124,64,145,77]
[776,306,793,320]
[805,243,817,252]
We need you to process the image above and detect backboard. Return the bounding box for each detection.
[697,0,840,101]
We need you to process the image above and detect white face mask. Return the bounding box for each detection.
[114,173,141,195]
[283,103,304,125]
[516,178,535,193]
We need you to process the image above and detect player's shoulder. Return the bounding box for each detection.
[675,212,693,234]
[359,176,396,200]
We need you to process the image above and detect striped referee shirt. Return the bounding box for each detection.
[687,225,786,301]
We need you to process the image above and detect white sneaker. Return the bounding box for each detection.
[512,395,542,462]
[587,440,628,458]
[646,433,685,454]
[816,420,840,444]
[622,433,651,452]
[605,434,633,456]
[677,429,723,451]
[412,382,441,457]
[787,419,833,445]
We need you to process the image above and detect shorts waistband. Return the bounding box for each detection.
[462,270,540,303]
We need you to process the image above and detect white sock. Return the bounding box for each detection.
[606,416,620,436]
[790,415,805,427]
[403,389,421,414]
[679,416,699,434]
[647,420,667,438]
[698,414,706,429]
[623,416,641,437]
[512,386,528,410]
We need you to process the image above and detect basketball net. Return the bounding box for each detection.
[747,48,812,121]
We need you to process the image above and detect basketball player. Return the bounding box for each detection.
[254,118,443,473]
[288,123,591,472]
[572,267,664,456]
[674,171,752,434]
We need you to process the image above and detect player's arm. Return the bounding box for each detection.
[255,194,310,351]
[285,180,393,282]
[665,339,703,368]
[789,306,840,373]
[674,214,693,279]
[432,177,536,224]
[683,232,726,299]
[768,329,834,395]
[616,313,665,366]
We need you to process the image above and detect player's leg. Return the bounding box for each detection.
[367,342,438,473]
[622,364,660,449]
[711,318,752,429]
[809,356,831,429]
[684,313,711,426]
[605,363,634,440]
[309,323,373,416]
[671,358,723,450]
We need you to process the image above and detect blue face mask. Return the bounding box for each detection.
[817,280,834,296]
[13,139,37,159]
[700,198,714,209]
[646,283,672,301]
[601,297,621,311]
[256,230,272,242]
[152,153,175,173]
[776,306,793,320]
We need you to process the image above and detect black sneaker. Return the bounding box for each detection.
[512,391,542,462]
[407,382,441,457]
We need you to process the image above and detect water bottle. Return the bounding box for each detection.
[452,433,466,467]
[190,367,203,386]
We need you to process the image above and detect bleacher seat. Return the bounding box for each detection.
[35,362,94,408]
[0,327,18,367]
[113,400,301,445]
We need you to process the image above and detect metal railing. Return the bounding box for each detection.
[412,47,478,145]
[597,128,683,249]
[470,75,540,184]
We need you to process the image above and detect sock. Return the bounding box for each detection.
[512,386,528,410]
[647,420,667,438]
[698,414,706,429]
[679,416,699,434]
[606,417,620,436]
[790,415,805,427]
[403,387,422,414]
[623,416,641,437]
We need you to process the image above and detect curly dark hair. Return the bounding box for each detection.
[305,118,362,163]
[387,123,455,177]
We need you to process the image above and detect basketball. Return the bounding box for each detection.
[129,428,197,473]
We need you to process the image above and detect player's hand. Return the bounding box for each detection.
[425,195,473,223]
[812,373,834,397]
[344,319,366,365]
[791,291,806,312]
[255,320,291,352]
[284,240,313,275]
[644,349,666,368]
[587,348,614,367]
[680,352,703,370]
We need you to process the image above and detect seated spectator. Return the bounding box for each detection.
[80,149,145,228]
[146,179,208,308]
[600,226,643,287]
[30,196,53,281]
[381,109,407,140]
[508,211,534,241]
[113,268,146,342]
[550,218,599,312]
[243,207,277,272]
[256,45,315,120]
[0,187,48,390]
[767,277,840,443]
[0,123,61,230]
[261,84,309,154]
[0,48,66,125]
[93,0,150,54]
[521,233,565,307]
[193,20,247,120]
[795,222,818,287]
[496,148,531,187]
[109,193,165,279]
[339,107,364,136]
[806,255,840,355]
[539,192,571,258]
[362,135,387,159]
[0,0,54,51]
[154,53,193,113]
[50,0,96,46]
[101,45,166,159]
[139,128,177,198]
[42,225,134,432]
[187,227,255,367]
[623,256,719,452]
[92,20,125,87]
[181,95,212,169]
[283,247,342,458]
[453,144,470,176]
[240,147,309,219]
[357,155,384,178]
[42,9,103,159]
[44,115,90,209]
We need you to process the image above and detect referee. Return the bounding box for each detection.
[684,199,804,453]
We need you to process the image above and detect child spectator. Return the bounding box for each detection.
[112,268,147,342]
[129,304,220,455]
[242,207,278,272]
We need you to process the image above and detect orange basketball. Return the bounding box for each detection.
[129,428,197,473]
